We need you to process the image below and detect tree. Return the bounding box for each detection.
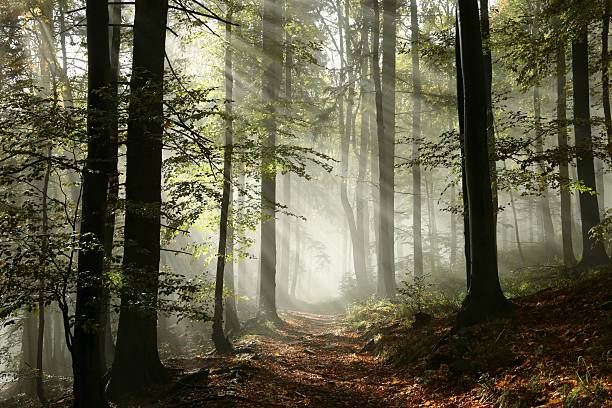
[479,0,497,219]
[410,0,423,282]
[259,0,282,321]
[456,0,508,325]
[107,0,169,398]
[571,28,609,269]
[72,0,112,406]
[378,0,396,297]
[212,7,237,354]
[556,42,575,267]
[338,0,368,295]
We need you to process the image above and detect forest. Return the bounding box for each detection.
[0,0,611,406]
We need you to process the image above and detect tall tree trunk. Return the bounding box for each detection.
[410,0,423,282]
[379,0,396,297]
[455,16,471,288]
[456,0,507,326]
[604,0,612,146]
[212,10,237,354]
[355,0,371,291]
[533,86,556,255]
[338,0,368,294]
[107,0,169,398]
[279,0,293,301]
[101,0,121,370]
[224,12,241,336]
[72,0,112,405]
[36,148,52,404]
[556,44,575,267]
[371,0,385,295]
[448,74,457,271]
[369,13,380,293]
[259,0,282,321]
[572,29,610,268]
[479,0,497,221]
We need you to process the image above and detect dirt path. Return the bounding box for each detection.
[159,311,416,407]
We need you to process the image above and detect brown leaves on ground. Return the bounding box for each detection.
[148,272,610,407]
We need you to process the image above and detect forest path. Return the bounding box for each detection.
[160,311,414,407]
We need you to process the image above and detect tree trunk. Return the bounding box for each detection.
[455,16,471,288]
[601,0,611,215]
[425,172,439,274]
[212,11,237,354]
[72,0,112,405]
[279,1,293,301]
[369,2,381,293]
[259,0,282,321]
[19,314,37,396]
[36,149,52,403]
[456,0,507,326]
[379,0,396,297]
[572,29,610,269]
[338,0,368,295]
[101,0,122,370]
[556,44,575,267]
[479,0,497,221]
[355,0,371,292]
[533,86,556,255]
[410,0,423,282]
[107,0,169,398]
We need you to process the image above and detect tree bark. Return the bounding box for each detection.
[355,0,371,292]
[379,0,396,297]
[410,0,423,282]
[371,0,385,295]
[338,0,368,295]
[72,0,112,405]
[259,0,282,321]
[455,16,471,288]
[107,0,169,398]
[212,10,236,354]
[572,29,610,269]
[533,86,556,255]
[101,0,121,370]
[479,0,497,221]
[556,43,575,267]
[456,0,507,326]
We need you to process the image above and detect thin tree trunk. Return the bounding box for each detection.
[479,0,497,221]
[107,0,169,398]
[572,29,609,268]
[279,1,293,300]
[259,0,282,321]
[223,6,241,335]
[212,10,236,354]
[338,0,368,294]
[455,16,471,288]
[379,0,396,297]
[371,0,385,295]
[410,0,423,282]
[36,148,52,404]
[556,44,575,267]
[533,86,556,255]
[425,172,438,274]
[355,0,371,292]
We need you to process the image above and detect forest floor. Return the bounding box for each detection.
[6,271,609,407]
[145,271,612,408]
